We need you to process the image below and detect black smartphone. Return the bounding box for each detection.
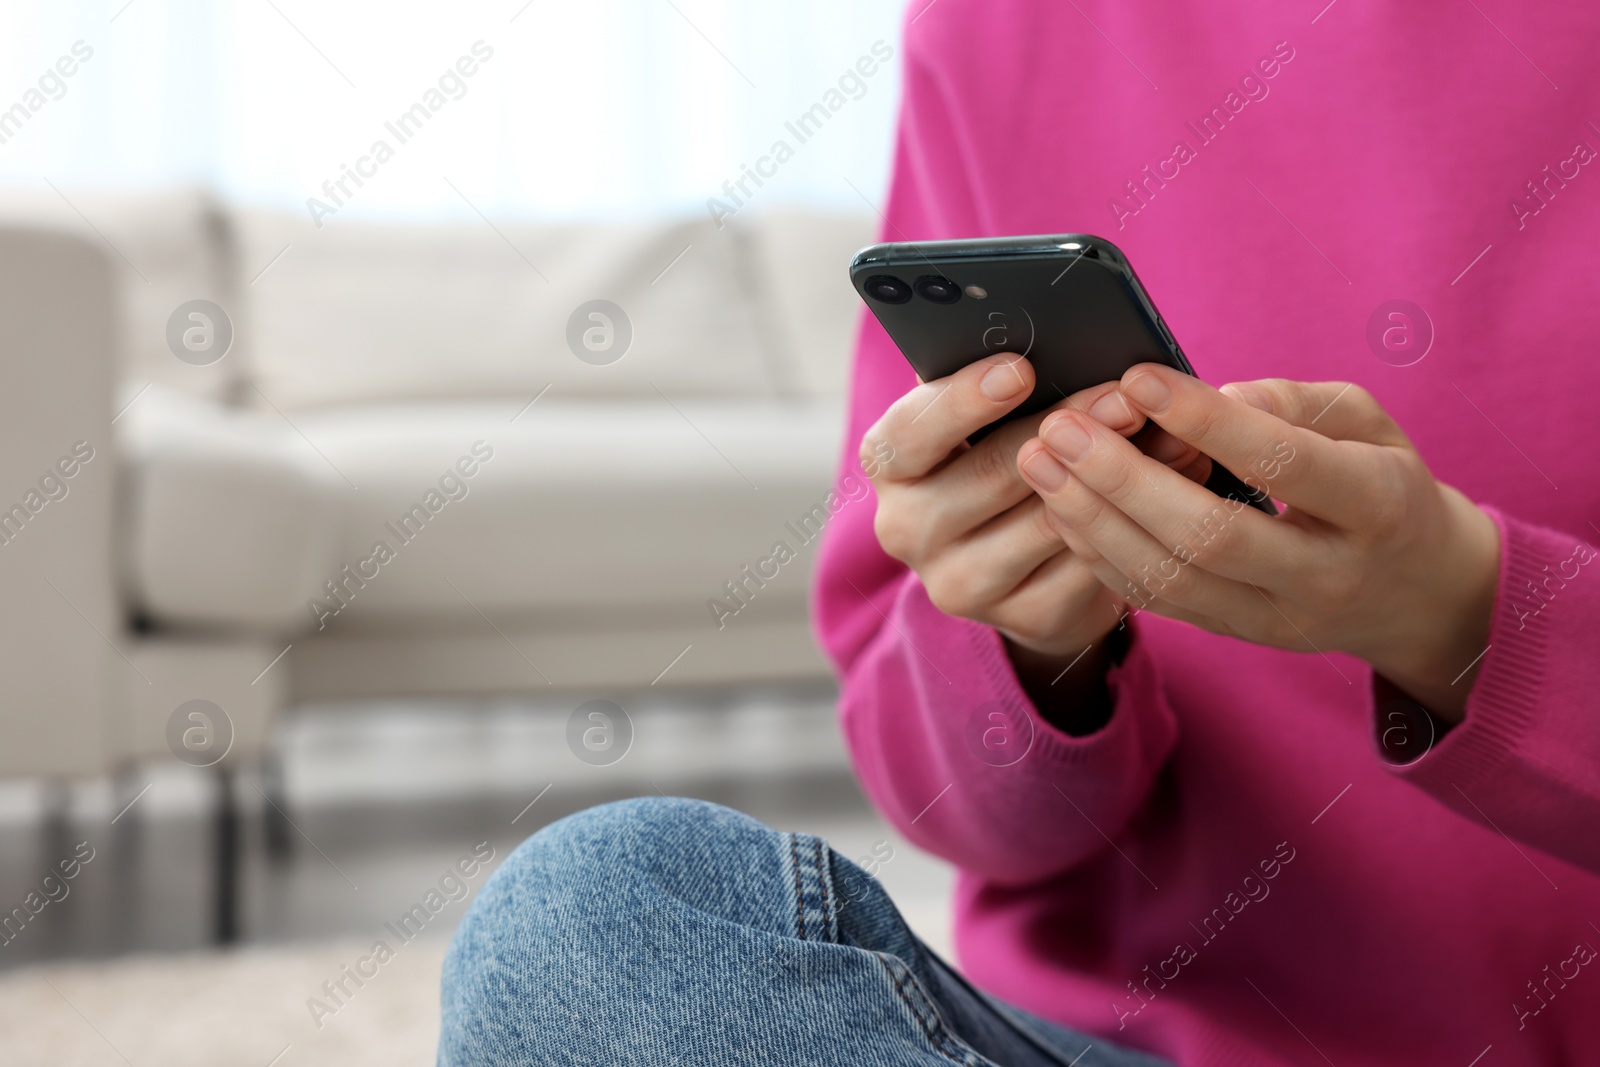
[849,233,1277,514]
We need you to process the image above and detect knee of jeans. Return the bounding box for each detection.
[478,795,774,917]
[438,797,799,1060]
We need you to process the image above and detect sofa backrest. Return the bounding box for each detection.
[235,210,783,409]
[0,186,240,404]
[740,210,876,400]
[0,186,876,410]
[234,207,877,410]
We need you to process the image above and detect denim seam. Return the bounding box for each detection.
[879,953,985,1067]
[812,836,835,942]
[787,831,807,941]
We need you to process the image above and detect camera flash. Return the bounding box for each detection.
[964,285,988,299]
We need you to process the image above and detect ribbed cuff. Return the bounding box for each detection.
[1384,506,1550,793]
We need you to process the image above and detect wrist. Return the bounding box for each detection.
[1363,488,1500,723]
[1003,620,1126,737]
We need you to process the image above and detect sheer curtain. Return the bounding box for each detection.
[0,0,905,220]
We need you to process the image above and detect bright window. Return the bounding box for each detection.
[0,0,905,221]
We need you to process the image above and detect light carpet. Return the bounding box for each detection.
[2,899,952,1064]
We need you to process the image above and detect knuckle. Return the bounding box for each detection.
[1164,553,1203,595]
[1352,457,1412,543]
[966,438,1019,494]
[877,392,924,443]
[1026,498,1064,547]
[1065,532,1104,564]
[1184,401,1229,446]
[909,381,951,424]
[1139,556,1193,605]
[1268,610,1310,649]
[1091,453,1144,503]
[1254,377,1297,415]
[1338,383,1387,438]
[986,601,1045,644]
[992,575,1091,645]
[924,567,986,620]
[992,614,1044,645]
[858,434,888,479]
[1053,480,1106,532]
[1342,382,1376,412]
[1364,494,1404,543]
[1311,564,1364,613]
[872,507,918,563]
[861,403,907,467]
[1044,507,1073,539]
[1007,601,1082,647]
[1179,506,1237,567]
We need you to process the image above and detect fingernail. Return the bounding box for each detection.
[1042,415,1094,462]
[980,357,1027,401]
[1221,383,1272,412]
[1022,451,1070,492]
[1087,392,1135,430]
[1123,372,1172,412]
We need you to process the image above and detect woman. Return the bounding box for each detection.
[439,2,1600,1063]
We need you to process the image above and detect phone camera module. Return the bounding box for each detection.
[914,275,962,305]
[863,275,913,304]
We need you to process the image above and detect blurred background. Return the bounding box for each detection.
[0,2,955,1062]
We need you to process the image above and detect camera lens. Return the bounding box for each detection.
[863,275,912,304]
[914,275,962,305]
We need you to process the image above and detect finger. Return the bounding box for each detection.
[922,498,1068,612]
[903,379,1151,536]
[1058,380,1148,436]
[985,548,1123,649]
[1132,423,1201,471]
[861,354,1035,482]
[1219,378,1411,448]
[1119,364,1383,522]
[894,437,1035,544]
[1053,505,1243,638]
[1008,423,1208,567]
[1052,382,1209,467]
[1030,411,1298,585]
[1018,436,1267,619]
[1174,451,1213,485]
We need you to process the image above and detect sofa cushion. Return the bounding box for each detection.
[0,186,237,403]
[234,210,781,410]
[125,393,846,635]
[294,398,843,627]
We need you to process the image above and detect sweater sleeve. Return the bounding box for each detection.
[1373,506,1600,875]
[810,29,1180,888]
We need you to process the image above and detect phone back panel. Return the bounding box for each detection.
[848,234,1189,432]
[848,234,1277,514]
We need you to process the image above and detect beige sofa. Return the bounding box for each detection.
[0,187,873,781]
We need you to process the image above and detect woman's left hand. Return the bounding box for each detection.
[1015,363,1501,722]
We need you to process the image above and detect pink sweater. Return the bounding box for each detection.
[814,3,1600,1064]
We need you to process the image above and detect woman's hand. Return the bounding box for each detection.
[1015,364,1500,722]
[861,354,1130,667]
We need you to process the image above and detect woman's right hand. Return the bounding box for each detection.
[860,354,1151,666]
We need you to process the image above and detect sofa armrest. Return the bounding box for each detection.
[118,385,345,634]
[0,227,119,778]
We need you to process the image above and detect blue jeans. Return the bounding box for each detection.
[438,797,1172,1066]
